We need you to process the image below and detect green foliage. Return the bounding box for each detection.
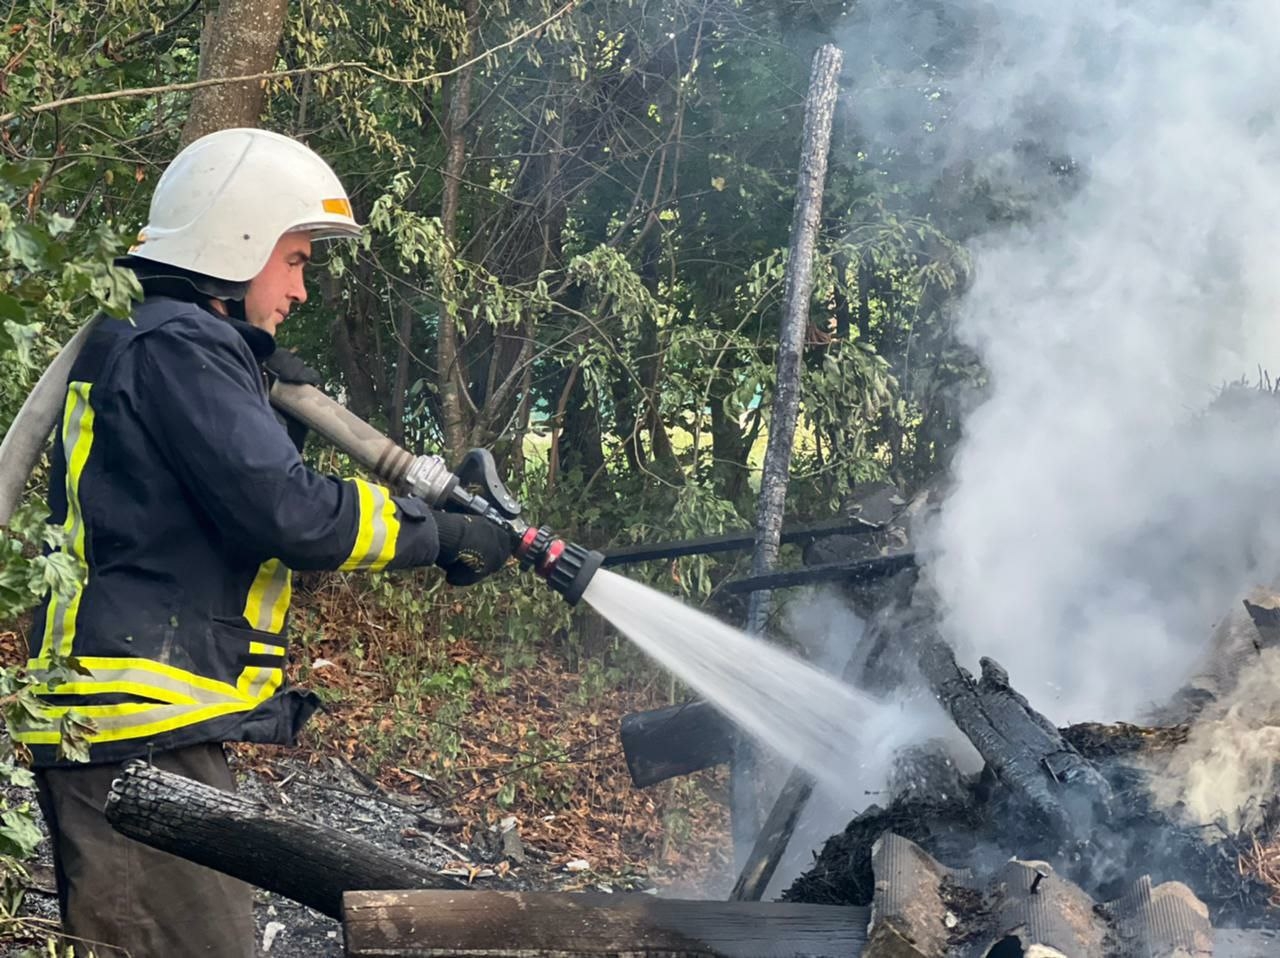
[0,0,1006,908]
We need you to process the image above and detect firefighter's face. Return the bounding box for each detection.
[244,233,311,336]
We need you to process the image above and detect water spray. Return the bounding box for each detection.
[267,379,603,605]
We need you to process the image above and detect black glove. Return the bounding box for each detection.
[433,512,516,586]
[263,347,323,386]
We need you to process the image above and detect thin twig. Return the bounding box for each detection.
[0,61,364,126]
[0,2,576,127]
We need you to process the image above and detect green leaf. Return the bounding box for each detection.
[496,780,516,808]
[0,293,25,324]
[39,551,85,600]
[0,806,43,859]
[0,162,44,192]
[1,225,47,271]
[0,765,35,788]
[56,712,95,764]
[46,212,75,238]
[3,322,40,369]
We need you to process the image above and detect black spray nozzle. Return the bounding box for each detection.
[515,525,604,606]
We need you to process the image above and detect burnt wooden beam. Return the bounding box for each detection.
[342,890,869,957]
[620,700,737,788]
[720,552,916,595]
[730,771,813,903]
[600,517,883,568]
[911,622,1113,841]
[105,761,466,920]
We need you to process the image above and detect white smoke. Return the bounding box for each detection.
[765,588,980,897]
[844,0,1280,723]
[1152,645,1280,831]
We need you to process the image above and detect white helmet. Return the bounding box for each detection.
[128,128,362,283]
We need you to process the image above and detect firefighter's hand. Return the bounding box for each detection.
[433,512,515,586]
[263,347,323,387]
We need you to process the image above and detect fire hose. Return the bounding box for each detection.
[0,320,603,605]
[267,380,603,605]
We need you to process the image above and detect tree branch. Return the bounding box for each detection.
[0,2,577,127]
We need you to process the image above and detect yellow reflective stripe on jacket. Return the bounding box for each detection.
[340,479,400,572]
[13,700,266,746]
[30,656,249,705]
[19,652,286,747]
[37,382,96,661]
[243,559,292,633]
[36,680,199,707]
[237,641,286,701]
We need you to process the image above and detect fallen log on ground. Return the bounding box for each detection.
[105,761,466,919]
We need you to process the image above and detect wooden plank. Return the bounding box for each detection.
[342,891,868,958]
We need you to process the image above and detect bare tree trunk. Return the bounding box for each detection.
[734,43,843,885]
[559,360,606,489]
[437,0,480,464]
[181,0,290,146]
[744,43,843,629]
[325,271,380,422]
[638,215,680,479]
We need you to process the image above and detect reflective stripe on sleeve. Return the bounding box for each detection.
[340,479,400,572]
[37,382,96,661]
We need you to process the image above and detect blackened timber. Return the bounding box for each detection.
[721,552,916,595]
[342,890,869,957]
[730,771,814,902]
[912,623,1113,839]
[620,700,737,788]
[599,516,883,568]
[727,596,918,902]
[105,762,466,920]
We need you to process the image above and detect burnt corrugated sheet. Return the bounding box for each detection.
[1102,874,1213,957]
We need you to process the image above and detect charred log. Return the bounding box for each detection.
[866,832,1215,958]
[105,761,466,920]
[620,701,737,788]
[910,620,1113,842]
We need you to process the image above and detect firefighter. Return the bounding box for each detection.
[17,128,514,957]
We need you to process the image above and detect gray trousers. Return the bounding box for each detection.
[35,743,256,958]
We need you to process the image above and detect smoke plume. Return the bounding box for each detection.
[843,0,1280,726]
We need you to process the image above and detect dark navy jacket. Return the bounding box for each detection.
[20,296,440,765]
